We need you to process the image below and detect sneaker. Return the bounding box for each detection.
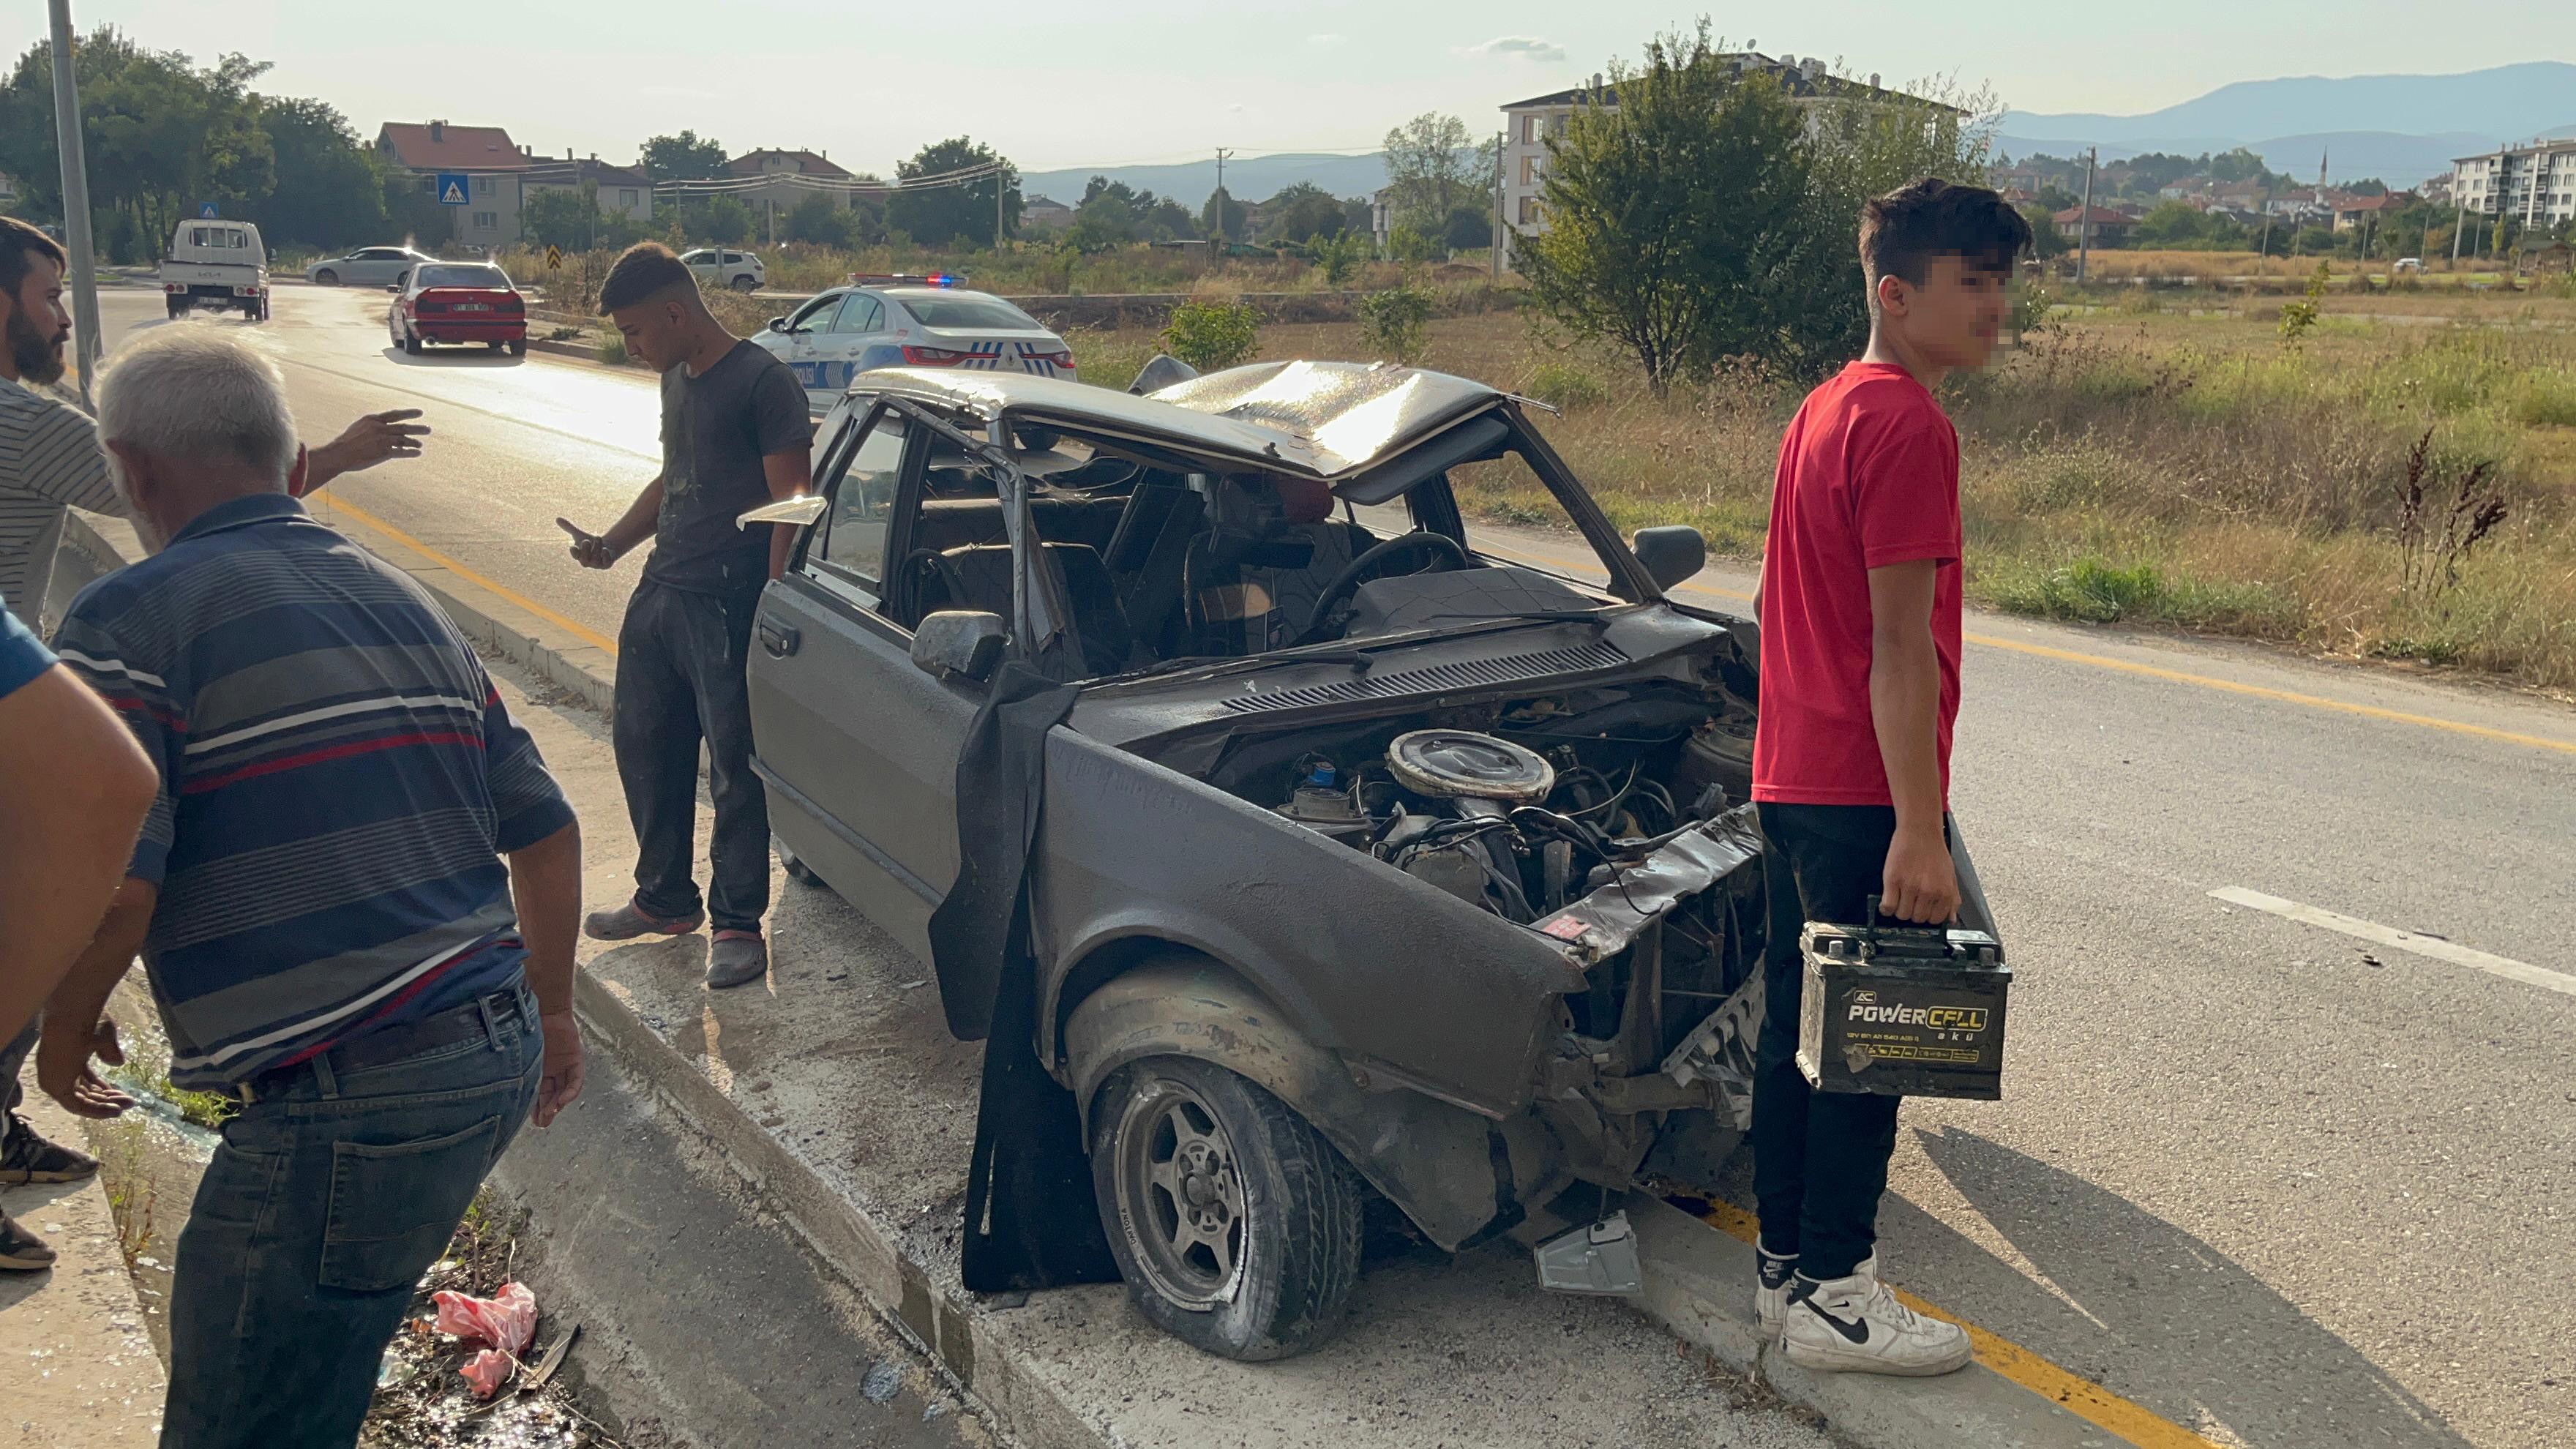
[583,898,705,943]
[705,931,768,989]
[1781,1261,1972,1376]
[1755,1242,1802,1339]
[0,1214,55,1271]
[0,1112,99,1184]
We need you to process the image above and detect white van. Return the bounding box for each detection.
[160,219,270,321]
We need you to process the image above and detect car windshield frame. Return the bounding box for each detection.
[415,265,511,290]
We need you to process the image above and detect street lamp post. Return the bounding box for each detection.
[48,0,102,403]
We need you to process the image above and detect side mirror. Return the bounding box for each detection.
[1631,525,1707,592]
[384,284,401,293]
[910,610,1006,684]
[767,315,787,332]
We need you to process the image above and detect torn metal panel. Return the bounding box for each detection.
[1526,805,1766,969]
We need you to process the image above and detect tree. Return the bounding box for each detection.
[255,96,386,250]
[1262,182,1347,242]
[1442,203,1492,252]
[887,137,1018,247]
[2022,204,2069,258]
[641,130,728,182]
[2134,200,2209,247]
[673,194,752,245]
[0,30,278,261]
[1382,112,1479,228]
[1201,187,1246,242]
[1517,26,1816,390]
[523,183,606,251]
[785,191,864,248]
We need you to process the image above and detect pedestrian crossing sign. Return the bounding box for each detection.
[546,245,564,270]
[437,172,470,206]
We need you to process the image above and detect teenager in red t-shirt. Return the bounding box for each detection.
[1748,179,2030,1377]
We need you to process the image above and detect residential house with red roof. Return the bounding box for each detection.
[376,121,530,250]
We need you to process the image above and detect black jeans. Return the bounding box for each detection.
[1751,801,1950,1280]
[614,580,769,934]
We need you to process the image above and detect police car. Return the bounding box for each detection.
[749,274,1077,413]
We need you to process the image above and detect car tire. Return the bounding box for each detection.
[314,269,338,286]
[507,339,527,357]
[1089,1055,1363,1362]
[402,330,422,355]
[776,838,825,888]
[487,340,506,352]
[731,274,759,292]
[167,303,184,321]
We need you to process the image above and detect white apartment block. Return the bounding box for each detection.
[1499,52,1937,266]
[2452,138,2576,228]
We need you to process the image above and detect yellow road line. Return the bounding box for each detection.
[318,496,622,657]
[1694,1201,2225,1449]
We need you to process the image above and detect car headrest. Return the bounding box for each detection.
[1276,476,1333,525]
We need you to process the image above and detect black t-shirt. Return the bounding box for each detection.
[642,340,814,596]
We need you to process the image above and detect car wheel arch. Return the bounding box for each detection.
[1057,947,1523,1251]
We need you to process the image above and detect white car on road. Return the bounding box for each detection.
[750,277,1076,412]
[684,248,765,291]
[308,246,438,288]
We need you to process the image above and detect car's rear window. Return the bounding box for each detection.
[902,295,1039,331]
[419,265,512,289]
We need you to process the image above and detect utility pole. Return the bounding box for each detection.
[1213,147,1235,241]
[2075,146,2096,286]
[1491,130,1504,280]
[48,0,101,404]
[995,160,1007,252]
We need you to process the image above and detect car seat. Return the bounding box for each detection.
[921,542,1137,678]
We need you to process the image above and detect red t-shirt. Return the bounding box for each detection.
[1751,362,1963,807]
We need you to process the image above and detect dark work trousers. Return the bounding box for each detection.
[614,580,770,934]
[1751,801,1951,1280]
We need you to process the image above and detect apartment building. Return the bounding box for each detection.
[2452,138,2576,228]
[376,121,528,249]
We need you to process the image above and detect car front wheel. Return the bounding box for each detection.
[1089,1056,1363,1361]
[730,274,759,292]
[314,269,338,286]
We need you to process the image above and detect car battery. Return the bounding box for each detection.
[1796,902,2010,1100]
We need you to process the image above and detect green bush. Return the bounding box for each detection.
[2508,369,2576,427]
[1310,231,1368,287]
[1157,299,1261,371]
[1987,556,2166,624]
[1524,358,1608,410]
[1355,284,1433,364]
[596,334,629,366]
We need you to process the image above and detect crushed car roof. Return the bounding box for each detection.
[852,360,1505,480]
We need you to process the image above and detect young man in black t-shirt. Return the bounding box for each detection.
[562,244,812,988]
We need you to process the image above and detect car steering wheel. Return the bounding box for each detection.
[1294,531,1469,645]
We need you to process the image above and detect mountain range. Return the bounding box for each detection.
[1997,61,2576,187]
[1017,64,2576,207]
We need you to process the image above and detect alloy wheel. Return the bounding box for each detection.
[1112,1076,1247,1308]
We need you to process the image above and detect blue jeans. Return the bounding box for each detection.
[160,982,542,1449]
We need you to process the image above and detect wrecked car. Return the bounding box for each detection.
[742,358,1989,1360]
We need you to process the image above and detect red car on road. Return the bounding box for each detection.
[388,262,527,356]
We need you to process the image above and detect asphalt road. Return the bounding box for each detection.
[90,283,2576,1448]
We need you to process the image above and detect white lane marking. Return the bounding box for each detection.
[2210,887,2576,1000]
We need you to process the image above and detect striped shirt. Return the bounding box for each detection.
[0,375,123,624]
[53,493,574,1090]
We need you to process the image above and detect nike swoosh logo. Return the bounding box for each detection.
[1801,1301,1871,1344]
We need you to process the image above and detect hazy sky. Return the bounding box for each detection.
[16,1,2571,173]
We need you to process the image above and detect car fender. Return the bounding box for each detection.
[1062,954,1527,1250]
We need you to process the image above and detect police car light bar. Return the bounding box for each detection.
[845,272,967,288]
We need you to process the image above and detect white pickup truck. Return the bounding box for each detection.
[160,218,269,321]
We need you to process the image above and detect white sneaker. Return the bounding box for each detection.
[1753,1243,1809,1339]
[1781,1262,1972,1376]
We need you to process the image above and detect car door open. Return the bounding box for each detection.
[746,402,981,963]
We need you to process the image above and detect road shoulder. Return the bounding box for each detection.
[0,1096,168,1448]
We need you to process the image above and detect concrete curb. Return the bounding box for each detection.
[50,510,2127,1449]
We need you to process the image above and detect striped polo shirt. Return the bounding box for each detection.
[53,493,574,1090]
[0,373,124,624]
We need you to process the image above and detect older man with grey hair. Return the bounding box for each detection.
[41,328,586,1448]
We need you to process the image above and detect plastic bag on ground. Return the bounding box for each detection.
[460,1348,513,1399]
[433,1281,538,1358]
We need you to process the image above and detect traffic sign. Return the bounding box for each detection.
[436,173,470,206]
[545,245,564,271]
[198,202,218,219]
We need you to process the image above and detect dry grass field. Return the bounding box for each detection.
[1067,288,2576,695]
